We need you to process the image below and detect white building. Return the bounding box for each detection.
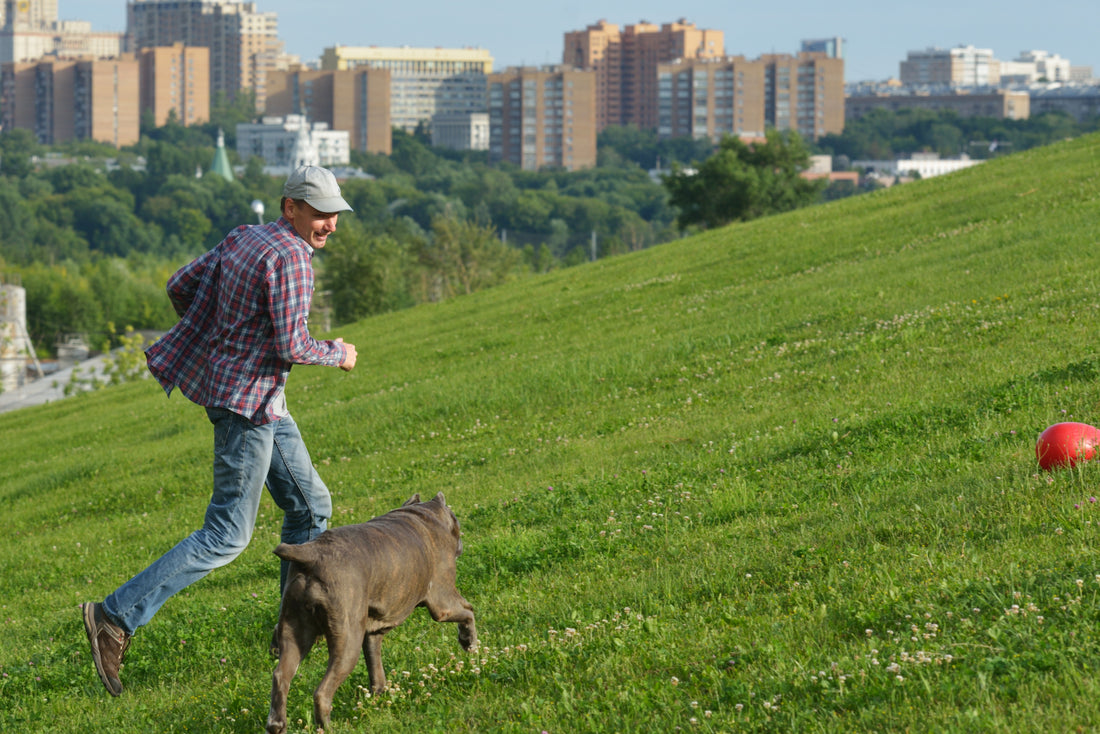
[1000,51,1073,84]
[431,111,489,151]
[0,0,122,64]
[321,46,492,133]
[236,114,350,174]
[853,152,982,180]
[0,282,36,393]
[900,46,997,86]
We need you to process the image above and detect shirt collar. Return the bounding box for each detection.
[276,216,315,255]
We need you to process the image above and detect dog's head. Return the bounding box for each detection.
[402,492,463,556]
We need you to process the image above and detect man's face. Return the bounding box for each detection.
[285,199,339,249]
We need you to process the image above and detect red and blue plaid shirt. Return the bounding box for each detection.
[146,217,347,424]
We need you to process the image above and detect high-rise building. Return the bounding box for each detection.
[431,111,489,152]
[265,68,392,155]
[319,45,492,134]
[138,43,210,126]
[488,66,596,171]
[1,54,140,146]
[656,57,766,141]
[1,0,123,63]
[0,0,58,29]
[127,0,283,110]
[760,52,844,140]
[900,46,999,86]
[801,37,845,59]
[563,18,724,131]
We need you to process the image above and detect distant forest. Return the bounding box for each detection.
[0,103,1095,361]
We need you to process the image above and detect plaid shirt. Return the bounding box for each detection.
[146,216,346,424]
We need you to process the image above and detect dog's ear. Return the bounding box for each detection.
[402,493,421,507]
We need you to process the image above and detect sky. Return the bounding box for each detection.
[58,0,1099,82]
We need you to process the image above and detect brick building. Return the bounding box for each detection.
[264,68,392,155]
[488,65,596,171]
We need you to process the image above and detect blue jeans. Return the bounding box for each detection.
[102,408,331,634]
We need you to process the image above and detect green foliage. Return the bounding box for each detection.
[816,107,1100,162]
[598,124,715,169]
[418,212,521,299]
[664,129,825,229]
[65,326,150,395]
[4,133,1100,732]
[0,128,39,177]
[323,219,417,323]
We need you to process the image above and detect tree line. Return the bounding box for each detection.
[1,106,1095,361]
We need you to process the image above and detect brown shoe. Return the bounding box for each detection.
[82,602,131,696]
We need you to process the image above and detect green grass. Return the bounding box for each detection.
[4,133,1100,733]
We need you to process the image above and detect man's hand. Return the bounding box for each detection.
[336,338,357,371]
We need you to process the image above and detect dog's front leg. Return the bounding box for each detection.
[362,632,387,693]
[427,593,478,652]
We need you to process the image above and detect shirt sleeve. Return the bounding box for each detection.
[267,248,347,367]
[166,246,219,318]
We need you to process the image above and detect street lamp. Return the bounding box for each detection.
[250,199,265,225]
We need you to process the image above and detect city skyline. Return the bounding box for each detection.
[52,0,1100,82]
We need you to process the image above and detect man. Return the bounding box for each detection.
[81,165,359,697]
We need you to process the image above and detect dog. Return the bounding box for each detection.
[266,492,477,734]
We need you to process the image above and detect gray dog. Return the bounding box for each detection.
[266,492,477,734]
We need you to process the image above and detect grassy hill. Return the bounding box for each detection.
[4,133,1100,732]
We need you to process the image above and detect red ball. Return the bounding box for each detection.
[1036,422,1100,471]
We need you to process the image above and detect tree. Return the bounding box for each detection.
[663,130,824,230]
[417,213,520,300]
[323,217,416,324]
[0,128,39,178]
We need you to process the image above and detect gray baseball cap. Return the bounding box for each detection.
[282,165,353,213]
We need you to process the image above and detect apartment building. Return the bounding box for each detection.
[656,57,765,141]
[487,65,596,171]
[900,46,998,86]
[760,52,845,140]
[127,0,283,110]
[801,37,845,59]
[1,55,140,146]
[320,45,492,133]
[655,52,843,143]
[431,111,490,151]
[563,18,724,131]
[265,68,392,155]
[1029,84,1100,122]
[1,0,122,63]
[846,87,1029,121]
[138,43,209,126]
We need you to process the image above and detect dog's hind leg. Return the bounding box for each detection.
[313,626,364,731]
[266,622,317,734]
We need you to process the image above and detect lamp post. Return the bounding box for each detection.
[250,199,265,225]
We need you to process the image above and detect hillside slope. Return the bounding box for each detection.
[3,133,1100,732]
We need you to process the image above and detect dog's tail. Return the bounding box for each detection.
[273,542,320,569]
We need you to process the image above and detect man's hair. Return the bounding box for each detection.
[280,197,301,217]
